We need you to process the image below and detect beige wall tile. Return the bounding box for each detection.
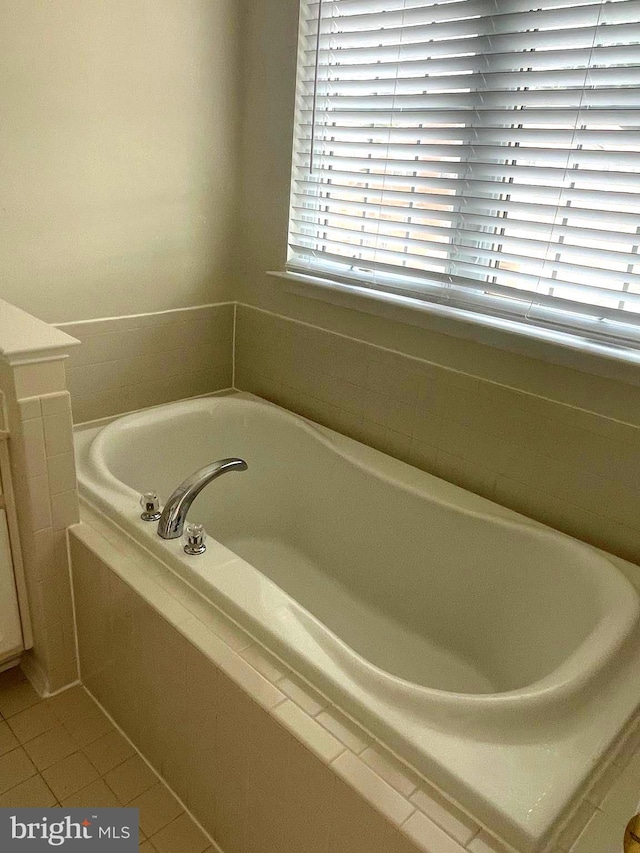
[401,810,466,853]
[332,751,415,826]
[466,831,511,853]
[150,812,210,853]
[361,746,421,799]
[327,778,416,853]
[278,675,326,716]
[243,704,336,853]
[409,786,480,846]
[239,643,286,683]
[62,304,234,423]
[273,701,345,763]
[130,782,184,838]
[43,411,74,456]
[50,489,79,530]
[14,362,66,399]
[21,418,47,478]
[27,475,52,531]
[40,392,71,417]
[555,801,599,853]
[234,305,640,562]
[160,641,217,807]
[598,753,640,825]
[570,809,626,853]
[19,397,41,421]
[131,610,190,773]
[30,528,56,584]
[316,709,371,755]
[47,453,77,495]
[186,619,285,711]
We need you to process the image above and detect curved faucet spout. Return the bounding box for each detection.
[157,457,248,540]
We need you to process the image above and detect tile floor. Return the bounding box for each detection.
[0,666,214,852]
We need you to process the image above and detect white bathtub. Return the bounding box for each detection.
[75,392,640,852]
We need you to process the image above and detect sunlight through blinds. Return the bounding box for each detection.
[287,0,640,342]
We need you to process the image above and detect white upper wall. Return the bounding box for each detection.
[0,0,239,323]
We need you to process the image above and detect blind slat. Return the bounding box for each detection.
[293,186,640,228]
[295,169,640,205]
[290,220,640,288]
[292,203,640,248]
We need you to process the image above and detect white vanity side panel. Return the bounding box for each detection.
[0,509,23,660]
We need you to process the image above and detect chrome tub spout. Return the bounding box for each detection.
[157,457,248,540]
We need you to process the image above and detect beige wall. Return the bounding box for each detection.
[234,0,640,562]
[0,0,240,323]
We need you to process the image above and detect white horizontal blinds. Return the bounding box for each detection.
[288,0,640,334]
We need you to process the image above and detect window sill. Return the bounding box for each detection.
[268,271,640,388]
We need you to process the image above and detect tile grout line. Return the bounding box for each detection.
[55,301,236,331]
[232,301,237,390]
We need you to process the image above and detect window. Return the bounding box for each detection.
[287,0,640,347]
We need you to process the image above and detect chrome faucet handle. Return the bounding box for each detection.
[140,492,161,522]
[184,523,207,556]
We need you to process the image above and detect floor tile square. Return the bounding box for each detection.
[62,707,113,748]
[0,748,37,794]
[61,778,121,808]
[131,782,183,837]
[42,752,99,801]
[23,724,78,771]
[150,812,210,853]
[0,774,56,807]
[8,702,59,744]
[83,729,135,775]
[0,721,19,756]
[48,686,98,723]
[105,754,157,805]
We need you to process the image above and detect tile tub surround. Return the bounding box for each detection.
[0,302,80,694]
[56,303,235,424]
[70,509,489,853]
[69,504,640,853]
[0,667,215,851]
[234,304,640,567]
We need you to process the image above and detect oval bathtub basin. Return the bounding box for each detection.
[75,392,640,852]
